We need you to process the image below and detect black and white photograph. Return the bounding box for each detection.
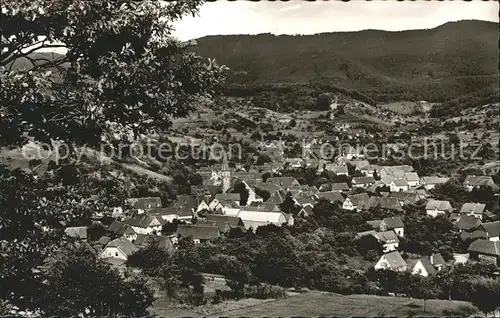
[1,0,499,316]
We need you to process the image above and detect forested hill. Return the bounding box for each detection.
[194,20,499,103]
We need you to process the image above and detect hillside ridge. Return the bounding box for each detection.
[193,19,499,103]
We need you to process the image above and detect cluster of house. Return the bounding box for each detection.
[62,148,499,270]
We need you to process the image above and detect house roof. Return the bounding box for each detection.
[381,176,396,185]
[317,191,345,203]
[125,197,162,209]
[405,172,420,182]
[147,206,179,216]
[380,251,407,269]
[390,192,418,202]
[352,176,376,185]
[255,183,282,195]
[106,237,139,256]
[176,225,220,240]
[245,202,280,212]
[350,160,370,169]
[331,183,350,191]
[325,165,348,174]
[362,164,379,171]
[266,177,299,189]
[132,233,148,246]
[349,193,371,209]
[64,226,88,240]
[215,193,241,202]
[108,220,130,236]
[375,230,400,243]
[455,215,482,231]
[237,211,286,223]
[266,189,287,204]
[418,257,437,276]
[460,203,486,215]
[377,197,403,211]
[393,179,409,187]
[425,199,452,211]
[463,175,498,189]
[380,167,406,179]
[220,200,241,209]
[468,239,500,256]
[393,165,414,173]
[124,215,159,228]
[421,176,444,185]
[367,220,382,229]
[429,253,446,266]
[357,230,377,237]
[173,195,199,210]
[206,214,244,229]
[480,221,500,238]
[460,230,488,242]
[97,236,111,245]
[382,216,405,229]
[191,184,221,196]
[295,194,316,206]
[299,205,314,216]
[418,254,445,276]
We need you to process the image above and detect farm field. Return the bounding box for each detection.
[150,290,479,317]
[205,291,478,317]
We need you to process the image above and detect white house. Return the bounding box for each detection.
[411,254,446,277]
[420,176,449,190]
[404,172,420,187]
[237,211,287,231]
[123,227,138,242]
[374,231,400,252]
[479,221,500,241]
[374,251,407,272]
[361,164,379,177]
[111,207,124,218]
[99,237,139,264]
[390,179,409,192]
[379,217,405,238]
[342,197,356,211]
[351,176,376,188]
[196,200,210,212]
[219,201,241,217]
[324,164,349,176]
[124,215,162,235]
[459,203,486,220]
[125,197,162,214]
[425,200,453,217]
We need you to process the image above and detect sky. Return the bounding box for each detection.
[172,0,499,40]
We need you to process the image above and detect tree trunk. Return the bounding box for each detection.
[423,299,427,312]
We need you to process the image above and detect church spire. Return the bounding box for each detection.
[221,150,231,193]
[221,150,229,171]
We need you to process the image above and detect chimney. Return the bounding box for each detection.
[430,254,434,265]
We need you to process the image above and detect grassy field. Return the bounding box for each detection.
[150,291,478,317]
[379,101,422,115]
[204,291,477,317]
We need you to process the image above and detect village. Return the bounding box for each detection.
[69,144,499,269]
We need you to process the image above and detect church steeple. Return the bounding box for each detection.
[221,150,229,171]
[221,151,231,193]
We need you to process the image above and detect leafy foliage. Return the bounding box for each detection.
[39,246,154,316]
[1,0,226,148]
[1,0,226,314]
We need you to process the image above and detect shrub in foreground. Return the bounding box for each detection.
[244,284,287,299]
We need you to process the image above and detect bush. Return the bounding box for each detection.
[244,284,287,299]
[178,289,206,306]
[442,305,478,317]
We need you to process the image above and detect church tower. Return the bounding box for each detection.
[221,151,231,193]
